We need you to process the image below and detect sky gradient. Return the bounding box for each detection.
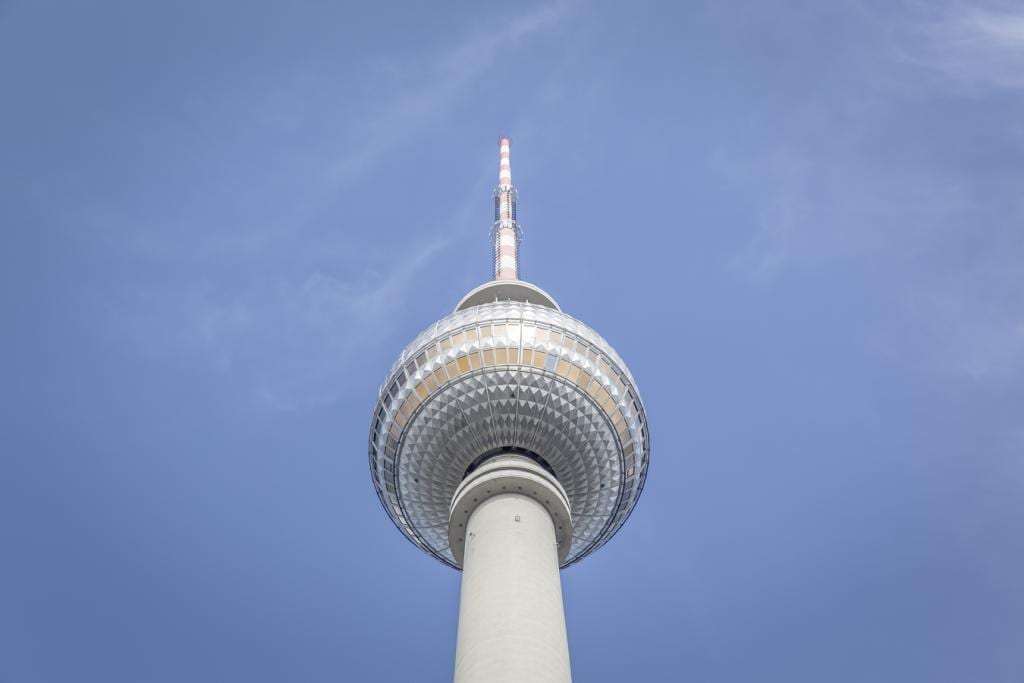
[2,1,1023,681]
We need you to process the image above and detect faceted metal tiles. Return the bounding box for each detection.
[368,299,649,568]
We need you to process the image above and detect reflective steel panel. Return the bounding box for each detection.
[368,299,650,568]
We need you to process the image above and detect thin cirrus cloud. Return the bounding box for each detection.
[102,237,448,410]
[325,0,577,189]
[96,2,579,410]
[250,238,451,411]
[725,147,978,281]
[724,138,1023,381]
[897,2,1024,91]
[710,3,1024,384]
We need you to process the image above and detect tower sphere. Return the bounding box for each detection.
[368,280,650,568]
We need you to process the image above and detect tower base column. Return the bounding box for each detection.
[448,455,573,683]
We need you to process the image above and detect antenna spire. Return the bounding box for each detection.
[492,137,522,280]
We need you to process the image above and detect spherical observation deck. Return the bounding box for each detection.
[368,280,650,569]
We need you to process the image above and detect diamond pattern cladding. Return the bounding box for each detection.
[368,300,650,569]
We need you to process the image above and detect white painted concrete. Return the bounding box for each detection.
[453,279,561,312]
[448,456,572,566]
[453,493,572,683]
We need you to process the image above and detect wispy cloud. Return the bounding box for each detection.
[723,145,976,282]
[726,149,812,282]
[92,1,579,409]
[718,1,1024,380]
[871,259,1024,382]
[102,237,447,410]
[327,0,577,187]
[90,0,577,261]
[897,1,1024,92]
[718,137,1023,382]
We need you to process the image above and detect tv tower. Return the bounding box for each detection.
[368,138,650,683]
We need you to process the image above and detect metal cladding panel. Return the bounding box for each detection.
[368,299,650,569]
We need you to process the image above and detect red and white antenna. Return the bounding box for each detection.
[492,137,522,280]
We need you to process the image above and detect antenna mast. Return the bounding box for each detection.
[492,137,522,280]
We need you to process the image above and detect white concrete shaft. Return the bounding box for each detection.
[453,492,572,683]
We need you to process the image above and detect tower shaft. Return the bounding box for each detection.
[449,455,573,683]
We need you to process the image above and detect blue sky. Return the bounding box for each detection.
[2,1,1022,681]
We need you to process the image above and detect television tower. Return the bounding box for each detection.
[368,138,650,683]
